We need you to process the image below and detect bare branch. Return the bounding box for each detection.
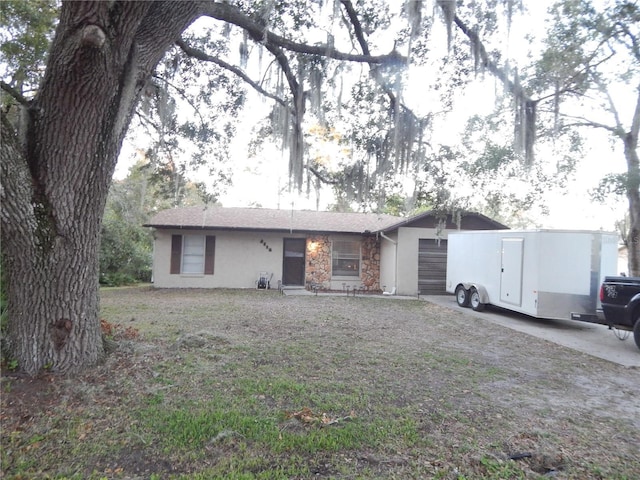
[134,110,162,135]
[558,115,622,136]
[535,87,588,104]
[593,75,624,130]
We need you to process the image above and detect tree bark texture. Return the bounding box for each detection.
[624,88,640,276]
[1,1,201,374]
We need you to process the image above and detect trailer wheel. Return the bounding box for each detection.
[470,288,485,312]
[633,312,640,350]
[455,285,470,307]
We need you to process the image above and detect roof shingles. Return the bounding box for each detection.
[144,206,402,234]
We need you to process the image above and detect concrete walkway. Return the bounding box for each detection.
[281,287,417,300]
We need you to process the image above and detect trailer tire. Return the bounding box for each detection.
[633,312,640,350]
[455,285,470,307]
[470,288,486,312]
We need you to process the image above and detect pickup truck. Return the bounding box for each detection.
[599,276,640,350]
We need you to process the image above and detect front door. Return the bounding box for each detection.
[283,238,306,286]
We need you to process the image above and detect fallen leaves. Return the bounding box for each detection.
[101,318,140,340]
[285,407,355,426]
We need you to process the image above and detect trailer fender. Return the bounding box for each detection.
[473,284,490,304]
[460,283,489,304]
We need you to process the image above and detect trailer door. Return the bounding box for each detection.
[500,238,523,306]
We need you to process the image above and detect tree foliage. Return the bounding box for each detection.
[528,0,640,274]
[441,0,639,272]
[100,159,207,286]
[0,0,57,96]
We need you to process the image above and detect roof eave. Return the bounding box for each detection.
[143,224,375,235]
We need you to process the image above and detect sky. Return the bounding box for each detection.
[115,0,630,232]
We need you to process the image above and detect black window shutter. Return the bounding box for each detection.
[170,235,182,274]
[204,236,215,275]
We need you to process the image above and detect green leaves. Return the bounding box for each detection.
[592,172,630,202]
[0,0,57,96]
[99,161,207,286]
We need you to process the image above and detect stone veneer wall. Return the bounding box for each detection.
[305,235,331,287]
[305,235,381,291]
[360,236,381,291]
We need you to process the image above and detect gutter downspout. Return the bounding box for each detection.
[379,231,397,295]
[150,229,156,284]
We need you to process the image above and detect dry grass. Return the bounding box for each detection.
[1,286,639,479]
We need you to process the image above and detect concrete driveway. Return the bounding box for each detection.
[424,295,640,368]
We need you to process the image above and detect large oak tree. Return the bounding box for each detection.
[1,2,207,374]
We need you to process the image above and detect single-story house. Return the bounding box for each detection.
[144,206,507,296]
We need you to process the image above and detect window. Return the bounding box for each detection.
[332,240,360,277]
[182,235,205,273]
[170,234,215,275]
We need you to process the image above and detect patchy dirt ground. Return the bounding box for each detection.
[2,287,639,479]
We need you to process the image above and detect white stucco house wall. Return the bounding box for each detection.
[144,206,507,295]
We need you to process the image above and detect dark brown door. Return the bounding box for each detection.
[283,238,306,285]
[418,239,448,295]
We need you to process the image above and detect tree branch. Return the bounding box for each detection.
[175,38,290,110]
[452,12,537,161]
[150,73,208,126]
[199,2,404,65]
[340,0,410,116]
[0,81,30,106]
[615,20,640,62]
[629,83,640,149]
[305,164,341,185]
[339,1,371,56]
[452,15,528,104]
[197,3,316,187]
[233,12,306,187]
[339,0,426,172]
[594,75,624,130]
[558,116,622,136]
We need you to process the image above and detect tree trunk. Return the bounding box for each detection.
[624,133,640,277]
[0,1,201,375]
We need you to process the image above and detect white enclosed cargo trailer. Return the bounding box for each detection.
[446,230,619,321]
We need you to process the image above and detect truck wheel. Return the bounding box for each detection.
[470,287,485,312]
[455,285,470,307]
[634,312,640,350]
